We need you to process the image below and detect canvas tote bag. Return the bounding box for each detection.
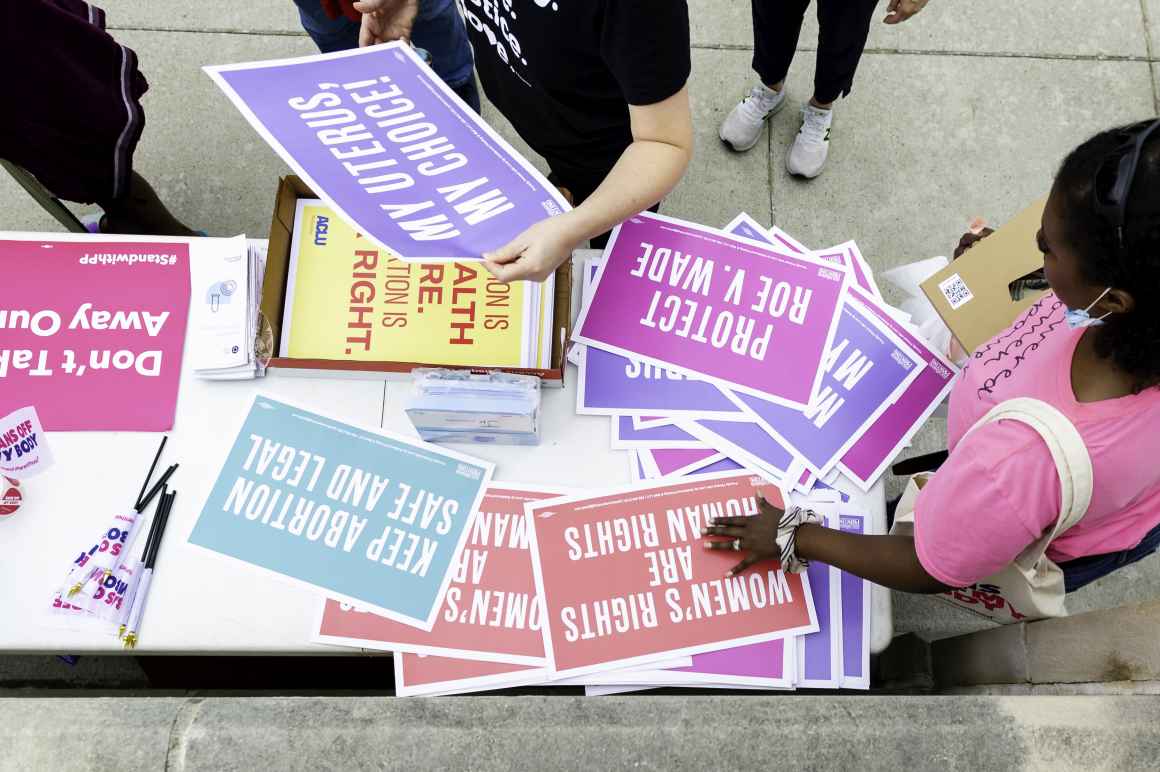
[891,397,1093,623]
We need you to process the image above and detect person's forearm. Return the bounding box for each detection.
[560,139,691,244]
[795,523,952,594]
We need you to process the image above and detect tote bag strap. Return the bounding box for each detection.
[960,398,1094,552]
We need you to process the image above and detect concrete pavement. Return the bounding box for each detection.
[5,695,1160,771]
[2,1,1159,645]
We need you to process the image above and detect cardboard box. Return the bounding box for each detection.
[920,197,1048,355]
[262,175,571,386]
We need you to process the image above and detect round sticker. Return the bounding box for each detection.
[0,477,21,518]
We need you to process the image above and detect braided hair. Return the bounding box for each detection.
[1055,121,1160,392]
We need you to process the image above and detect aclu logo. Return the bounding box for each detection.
[313,215,330,246]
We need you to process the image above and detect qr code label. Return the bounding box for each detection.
[938,273,974,310]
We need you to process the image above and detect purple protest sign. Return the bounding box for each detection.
[838,512,871,690]
[578,348,742,417]
[612,416,703,449]
[574,212,850,408]
[722,213,775,246]
[682,418,800,482]
[797,511,841,688]
[838,286,958,490]
[731,294,925,477]
[206,44,569,261]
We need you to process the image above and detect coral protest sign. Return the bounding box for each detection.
[527,471,818,679]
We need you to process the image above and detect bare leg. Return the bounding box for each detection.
[98,172,197,237]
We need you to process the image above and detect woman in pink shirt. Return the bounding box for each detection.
[707,120,1160,595]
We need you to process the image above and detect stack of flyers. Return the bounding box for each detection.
[190,237,272,380]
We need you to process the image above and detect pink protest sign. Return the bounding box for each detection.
[315,485,564,665]
[574,213,849,409]
[838,286,959,491]
[527,471,818,678]
[394,653,547,697]
[0,239,190,431]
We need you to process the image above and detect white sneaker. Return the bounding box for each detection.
[719,85,787,153]
[786,103,833,179]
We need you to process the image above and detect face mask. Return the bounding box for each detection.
[1064,287,1113,329]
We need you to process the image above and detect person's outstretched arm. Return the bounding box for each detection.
[705,498,953,594]
[483,86,694,283]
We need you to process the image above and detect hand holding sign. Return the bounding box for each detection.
[484,213,583,284]
[357,0,419,46]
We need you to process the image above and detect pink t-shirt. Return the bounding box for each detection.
[915,292,1160,588]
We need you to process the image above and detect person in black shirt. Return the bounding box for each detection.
[363,0,693,282]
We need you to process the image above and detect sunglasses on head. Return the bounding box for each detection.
[1093,118,1160,252]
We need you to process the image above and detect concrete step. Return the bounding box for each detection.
[3,695,1159,771]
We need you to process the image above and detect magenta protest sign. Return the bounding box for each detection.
[838,287,959,490]
[0,238,189,431]
[206,44,570,261]
[578,259,740,418]
[574,213,849,408]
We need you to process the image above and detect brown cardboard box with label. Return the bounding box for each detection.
[920,197,1048,355]
[261,176,572,386]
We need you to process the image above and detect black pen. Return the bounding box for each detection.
[124,490,176,649]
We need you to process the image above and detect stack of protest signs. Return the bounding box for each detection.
[572,210,959,496]
[311,470,874,696]
[279,199,554,369]
[183,395,845,694]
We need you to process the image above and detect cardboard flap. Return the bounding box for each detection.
[920,197,1048,354]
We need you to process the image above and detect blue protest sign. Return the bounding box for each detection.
[188,395,493,630]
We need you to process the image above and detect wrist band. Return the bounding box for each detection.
[775,505,821,574]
